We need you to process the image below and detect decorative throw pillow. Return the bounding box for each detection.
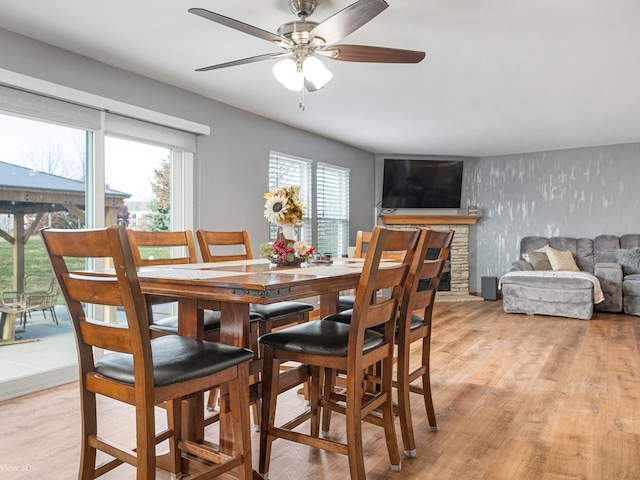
[616,248,640,275]
[522,249,552,270]
[543,245,580,271]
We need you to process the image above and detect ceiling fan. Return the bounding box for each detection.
[189,0,425,94]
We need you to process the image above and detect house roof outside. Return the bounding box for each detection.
[0,160,129,197]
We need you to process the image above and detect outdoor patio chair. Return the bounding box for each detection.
[1,274,59,327]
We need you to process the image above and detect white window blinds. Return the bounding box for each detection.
[0,84,101,130]
[105,113,197,152]
[268,151,313,243]
[316,162,350,257]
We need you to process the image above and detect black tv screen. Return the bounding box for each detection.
[382,159,464,209]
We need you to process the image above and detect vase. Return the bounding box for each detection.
[277,224,299,244]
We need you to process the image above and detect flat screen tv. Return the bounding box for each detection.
[382,159,464,209]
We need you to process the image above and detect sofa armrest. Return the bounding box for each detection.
[594,262,623,312]
[511,259,533,272]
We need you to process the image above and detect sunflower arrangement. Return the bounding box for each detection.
[263,185,306,226]
[262,185,315,265]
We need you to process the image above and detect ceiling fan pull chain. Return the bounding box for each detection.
[299,88,305,111]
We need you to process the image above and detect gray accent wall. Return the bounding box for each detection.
[475,143,640,291]
[0,28,376,251]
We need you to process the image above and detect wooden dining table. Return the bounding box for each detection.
[134,257,368,471]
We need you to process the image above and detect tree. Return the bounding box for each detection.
[20,136,85,181]
[22,137,87,231]
[145,156,171,231]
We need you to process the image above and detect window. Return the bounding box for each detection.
[268,151,312,243]
[268,152,350,257]
[317,163,350,257]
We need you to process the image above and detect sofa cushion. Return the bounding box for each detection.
[616,248,640,275]
[523,250,552,270]
[621,234,640,250]
[623,274,640,296]
[544,245,580,271]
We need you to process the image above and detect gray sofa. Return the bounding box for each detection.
[501,235,640,320]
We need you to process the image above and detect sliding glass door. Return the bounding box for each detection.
[0,110,193,399]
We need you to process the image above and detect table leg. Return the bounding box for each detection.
[220,301,251,347]
[319,292,340,318]
[219,301,252,454]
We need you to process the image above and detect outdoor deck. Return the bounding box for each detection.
[0,306,76,400]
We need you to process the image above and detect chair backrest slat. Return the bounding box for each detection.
[196,230,253,263]
[127,230,197,266]
[354,230,405,261]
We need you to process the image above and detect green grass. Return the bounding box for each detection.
[0,236,56,291]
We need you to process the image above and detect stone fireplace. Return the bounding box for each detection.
[379,214,480,299]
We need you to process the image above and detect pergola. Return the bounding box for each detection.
[0,161,130,291]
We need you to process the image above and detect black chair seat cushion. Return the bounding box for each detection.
[259,319,384,357]
[150,309,261,334]
[94,335,254,387]
[326,310,425,334]
[338,295,356,310]
[250,301,313,321]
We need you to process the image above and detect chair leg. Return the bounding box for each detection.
[345,371,367,480]
[228,362,253,480]
[166,398,183,477]
[321,368,336,436]
[308,365,322,437]
[207,388,219,411]
[51,307,59,325]
[259,348,280,477]
[397,335,417,457]
[422,330,438,432]
[135,398,157,480]
[381,355,402,471]
[79,390,98,480]
[252,398,261,432]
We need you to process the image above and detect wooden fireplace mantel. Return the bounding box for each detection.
[379,214,481,226]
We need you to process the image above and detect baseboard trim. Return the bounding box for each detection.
[0,365,78,402]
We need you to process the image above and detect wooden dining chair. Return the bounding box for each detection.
[393,228,454,457]
[196,229,314,339]
[126,230,225,340]
[325,229,454,457]
[127,229,264,421]
[258,226,422,480]
[338,230,405,311]
[41,225,254,480]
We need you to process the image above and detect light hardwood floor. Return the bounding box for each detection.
[2,300,639,479]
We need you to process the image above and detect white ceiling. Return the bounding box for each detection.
[1,0,639,157]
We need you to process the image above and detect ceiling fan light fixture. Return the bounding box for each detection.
[302,56,333,90]
[273,58,304,91]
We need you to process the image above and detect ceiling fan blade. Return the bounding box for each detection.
[309,0,389,45]
[195,53,285,72]
[324,44,425,63]
[189,8,291,46]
